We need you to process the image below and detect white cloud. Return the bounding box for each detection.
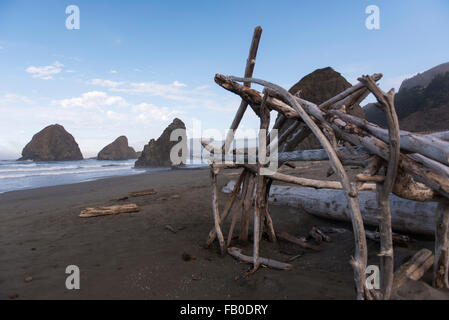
[26,61,64,80]
[0,93,34,105]
[133,103,182,122]
[109,69,118,74]
[88,78,124,88]
[106,110,124,120]
[114,80,188,97]
[52,91,129,109]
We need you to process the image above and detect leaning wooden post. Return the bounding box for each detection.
[434,199,449,288]
[210,164,225,255]
[360,76,400,300]
[222,26,263,153]
[206,169,245,247]
[239,175,256,243]
[253,89,270,269]
[226,170,250,247]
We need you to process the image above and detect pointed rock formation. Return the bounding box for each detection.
[278,67,364,151]
[19,124,83,161]
[135,118,187,167]
[97,136,137,160]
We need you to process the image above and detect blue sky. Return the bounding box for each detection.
[0,0,448,159]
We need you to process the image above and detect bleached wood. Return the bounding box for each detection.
[227,247,292,270]
[226,170,250,248]
[359,75,399,300]
[223,181,440,236]
[222,26,263,153]
[215,75,449,200]
[333,110,449,166]
[210,165,225,255]
[393,248,434,291]
[319,73,382,109]
[129,189,157,197]
[206,170,246,247]
[79,204,139,218]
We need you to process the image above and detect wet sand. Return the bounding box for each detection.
[0,164,447,300]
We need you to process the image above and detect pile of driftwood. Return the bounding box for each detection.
[201,26,449,300]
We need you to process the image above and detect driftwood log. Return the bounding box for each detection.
[79,204,140,218]
[222,181,439,236]
[392,248,434,291]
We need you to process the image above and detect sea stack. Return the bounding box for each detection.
[277,67,364,151]
[135,118,187,167]
[19,124,83,161]
[97,136,137,160]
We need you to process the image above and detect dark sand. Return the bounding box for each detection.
[1,163,448,300]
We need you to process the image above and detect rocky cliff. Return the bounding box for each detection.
[365,62,449,132]
[19,124,83,161]
[97,136,137,160]
[135,118,187,167]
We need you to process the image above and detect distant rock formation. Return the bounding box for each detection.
[277,67,364,151]
[365,62,449,132]
[97,136,137,160]
[19,124,83,161]
[135,118,187,167]
[400,62,449,91]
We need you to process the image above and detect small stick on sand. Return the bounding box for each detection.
[227,247,292,270]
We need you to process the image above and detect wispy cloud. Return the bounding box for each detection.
[0,93,35,105]
[52,91,129,109]
[109,69,118,74]
[26,61,64,80]
[133,103,182,122]
[88,79,124,88]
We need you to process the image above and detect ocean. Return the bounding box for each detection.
[0,159,173,194]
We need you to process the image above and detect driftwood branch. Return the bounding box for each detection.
[359,76,400,300]
[210,165,225,255]
[393,248,434,291]
[227,247,292,270]
[222,26,262,153]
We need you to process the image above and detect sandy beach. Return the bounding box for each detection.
[1,163,447,300]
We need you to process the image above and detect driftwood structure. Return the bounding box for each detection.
[201,26,449,300]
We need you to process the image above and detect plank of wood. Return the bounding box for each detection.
[79,204,140,218]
